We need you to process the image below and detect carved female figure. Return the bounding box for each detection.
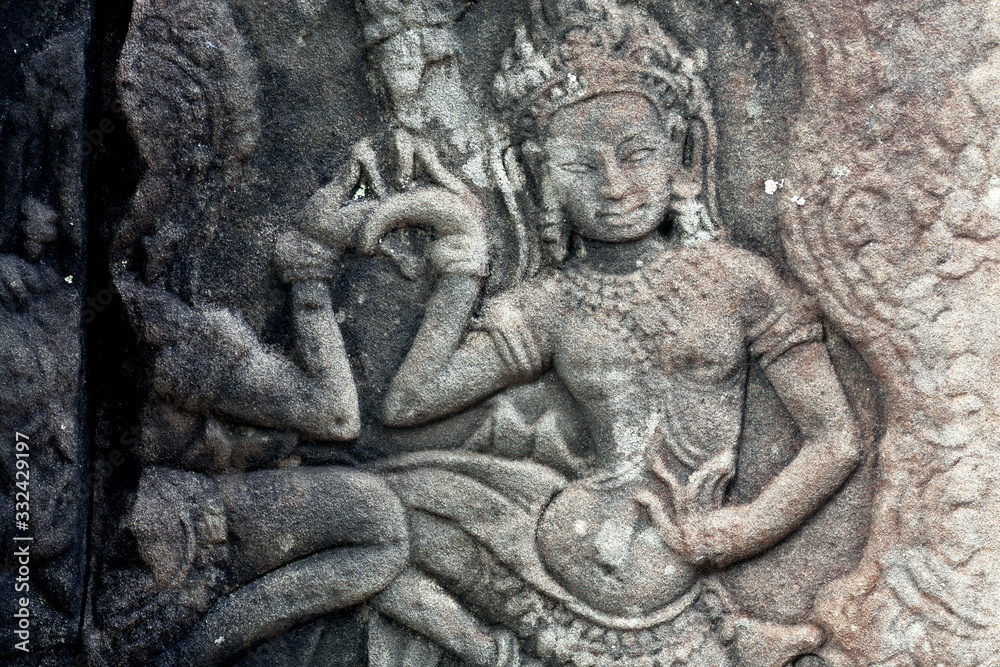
[337,2,864,664]
[95,2,410,664]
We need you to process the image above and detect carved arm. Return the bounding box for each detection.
[213,237,360,442]
[705,342,861,566]
[351,187,534,427]
[641,341,862,568]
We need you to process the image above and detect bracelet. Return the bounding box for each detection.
[291,280,333,310]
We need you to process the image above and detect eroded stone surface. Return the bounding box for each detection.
[1,2,90,664]
[3,0,1000,665]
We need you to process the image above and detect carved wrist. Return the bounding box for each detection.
[685,508,748,569]
[429,233,490,277]
[291,280,333,311]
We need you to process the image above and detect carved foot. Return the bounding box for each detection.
[730,616,824,667]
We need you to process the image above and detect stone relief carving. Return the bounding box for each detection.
[1,0,997,665]
[91,2,406,665]
[91,0,867,664]
[1,9,90,663]
[766,1,1000,664]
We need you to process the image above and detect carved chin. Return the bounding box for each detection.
[537,481,697,617]
[574,204,667,243]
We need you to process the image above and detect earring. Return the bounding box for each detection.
[671,196,716,247]
[539,206,569,264]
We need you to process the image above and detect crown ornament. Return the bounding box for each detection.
[494,0,705,133]
[355,0,466,45]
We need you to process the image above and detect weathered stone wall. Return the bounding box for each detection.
[2,1,999,665]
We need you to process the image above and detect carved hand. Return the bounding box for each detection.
[388,128,468,195]
[299,131,476,261]
[357,187,489,277]
[634,448,742,568]
[635,490,755,569]
[274,229,340,284]
[296,138,386,253]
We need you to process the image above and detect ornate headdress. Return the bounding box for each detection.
[355,0,465,46]
[494,0,721,257]
[495,2,698,127]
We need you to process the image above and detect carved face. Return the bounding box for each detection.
[544,93,682,243]
[373,32,426,106]
[372,28,458,113]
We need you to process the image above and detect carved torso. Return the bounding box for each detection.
[481,239,822,615]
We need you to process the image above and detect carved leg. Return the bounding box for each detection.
[217,467,407,584]
[372,567,504,667]
[370,507,533,667]
[156,543,405,667]
[368,612,445,667]
[151,467,408,666]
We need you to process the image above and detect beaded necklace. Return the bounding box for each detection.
[560,248,722,472]
[561,250,683,379]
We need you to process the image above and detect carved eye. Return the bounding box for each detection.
[560,162,595,174]
[623,148,655,164]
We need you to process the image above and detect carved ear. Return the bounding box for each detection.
[520,141,545,178]
[516,140,549,204]
[674,118,707,200]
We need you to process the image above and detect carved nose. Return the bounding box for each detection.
[600,162,631,200]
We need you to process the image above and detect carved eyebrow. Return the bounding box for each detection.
[618,133,661,148]
[547,138,592,150]
[546,139,604,159]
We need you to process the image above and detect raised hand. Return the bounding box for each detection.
[389,128,467,195]
[357,187,488,277]
[274,229,340,284]
[0,255,55,310]
[297,138,387,252]
[297,130,481,275]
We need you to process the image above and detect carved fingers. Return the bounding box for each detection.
[637,450,741,568]
[633,487,688,559]
[297,130,483,277]
[281,138,395,279]
[683,506,748,569]
[351,138,389,199]
[299,196,379,255]
[429,230,490,276]
[685,448,736,509]
[297,140,386,252]
[648,450,697,519]
[635,490,734,569]
[357,188,488,276]
[407,132,467,195]
[332,130,466,207]
[388,127,468,195]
